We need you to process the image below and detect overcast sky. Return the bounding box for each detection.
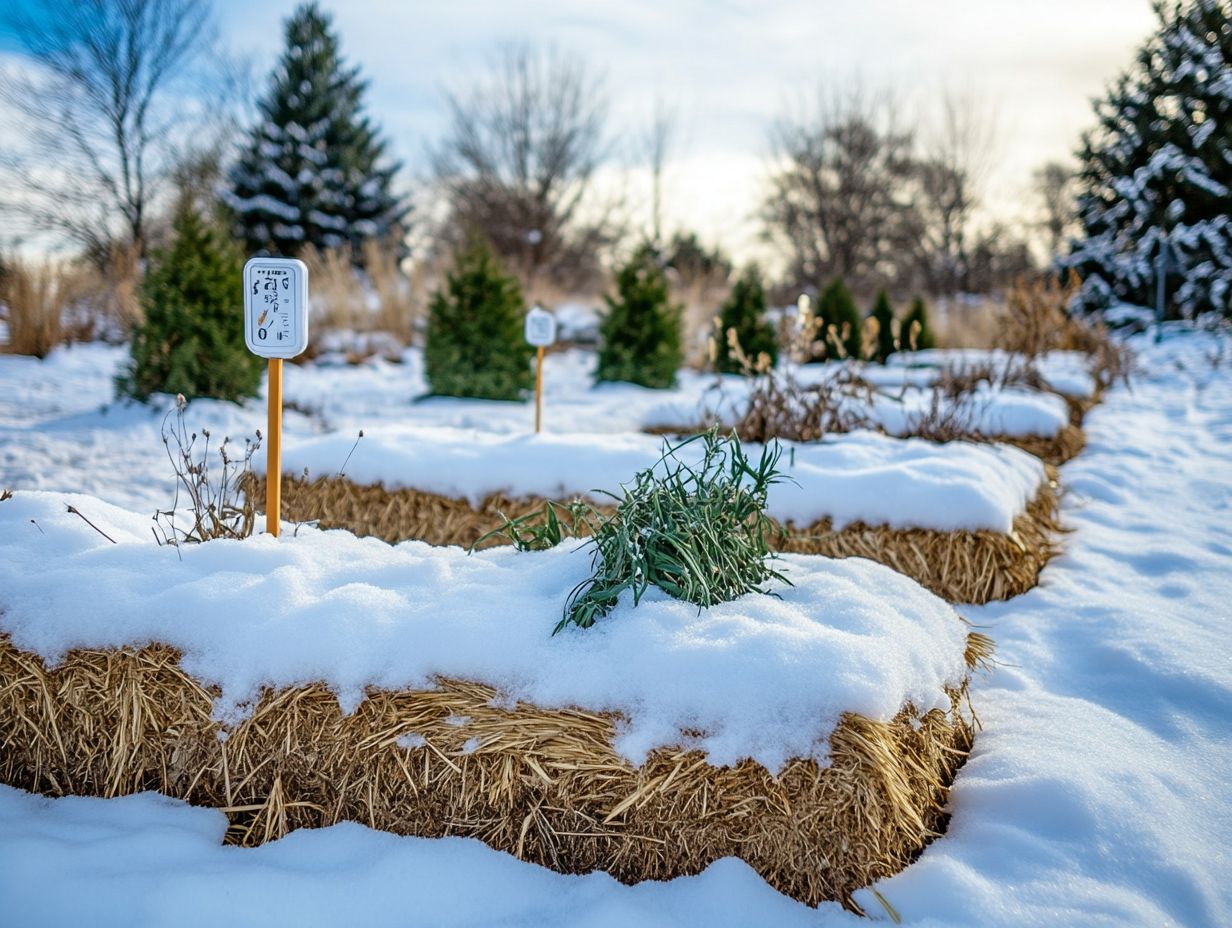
[5,0,1161,259]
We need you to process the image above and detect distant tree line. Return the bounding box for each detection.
[1,0,1227,399]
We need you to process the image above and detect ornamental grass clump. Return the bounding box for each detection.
[482,431,790,633]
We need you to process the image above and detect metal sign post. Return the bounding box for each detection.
[524,306,557,433]
[243,257,309,536]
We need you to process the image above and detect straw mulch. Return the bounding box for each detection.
[0,631,993,911]
[776,475,1062,603]
[997,422,1085,467]
[260,472,1062,603]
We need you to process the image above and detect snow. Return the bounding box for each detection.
[889,348,1099,399]
[868,384,1071,439]
[0,787,822,928]
[270,425,1044,533]
[0,325,1230,925]
[0,344,1045,532]
[0,489,970,770]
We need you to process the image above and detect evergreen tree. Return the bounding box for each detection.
[869,289,898,363]
[596,245,683,388]
[119,201,261,402]
[816,277,863,360]
[224,2,406,258]
[1065,0,1232,318]
[424,237,533,400]
[901,296,936,351]
[714,264,777,373]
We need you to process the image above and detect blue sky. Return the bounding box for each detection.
[4,0,1160,257]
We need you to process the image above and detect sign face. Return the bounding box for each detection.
[524,306,557,347]
[244,257,309,359]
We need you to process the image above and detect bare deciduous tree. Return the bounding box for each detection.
[761,87,917,297]
[912,91,999,295]
[643,97,675,248]
[431,44,618,293]
[0,0,218,261]
[1033,160,1076,262]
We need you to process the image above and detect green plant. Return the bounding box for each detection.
[481,431,791,633]
[902,296,936,351]
[596,244,683,388]
[869,289,897,363]
[714,264,778,373]
[118,200,261,402]
[816,277,863,360]
[424,237,533,399]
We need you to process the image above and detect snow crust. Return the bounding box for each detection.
[0,490,970,770]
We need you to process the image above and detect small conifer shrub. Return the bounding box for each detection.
[869,289,898,363]
[902,296,936,351]
[424,237,533,400]
[714,264,778,373]
[119,201,261,402]
[816,278,863,360]
[596,245,683,388]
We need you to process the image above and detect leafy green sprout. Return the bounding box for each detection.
[475,430,793,634]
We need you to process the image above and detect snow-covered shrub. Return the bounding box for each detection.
[424,237,533,400]
[118,201,262,403]
[1065,0,1232,319]
[596,245,683,389]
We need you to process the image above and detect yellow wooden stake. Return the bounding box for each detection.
[534,345,545,433]
[266,358,283,537]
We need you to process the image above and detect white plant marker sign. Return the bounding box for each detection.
[243,257,310,538]
[525,306,557,433]
[244,257,309,359]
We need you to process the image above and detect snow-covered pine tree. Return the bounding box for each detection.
[714,265,778,373]
[119,199,261,402]
[424,237,533,400]
[1065,0,1232,319]
[869,289,897,363]
[901,296,936,351]
[596,245,683,388]
[224,2,406,258]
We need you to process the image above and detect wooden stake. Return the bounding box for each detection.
[266,358,283,537]
[534,345,545,433]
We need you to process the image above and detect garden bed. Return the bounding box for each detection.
[0,635,991,911]
[263,472,1060,603]
[0,490,991,910]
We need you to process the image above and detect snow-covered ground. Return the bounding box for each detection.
[0,344,1049,531]
[2,326,1231,926]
